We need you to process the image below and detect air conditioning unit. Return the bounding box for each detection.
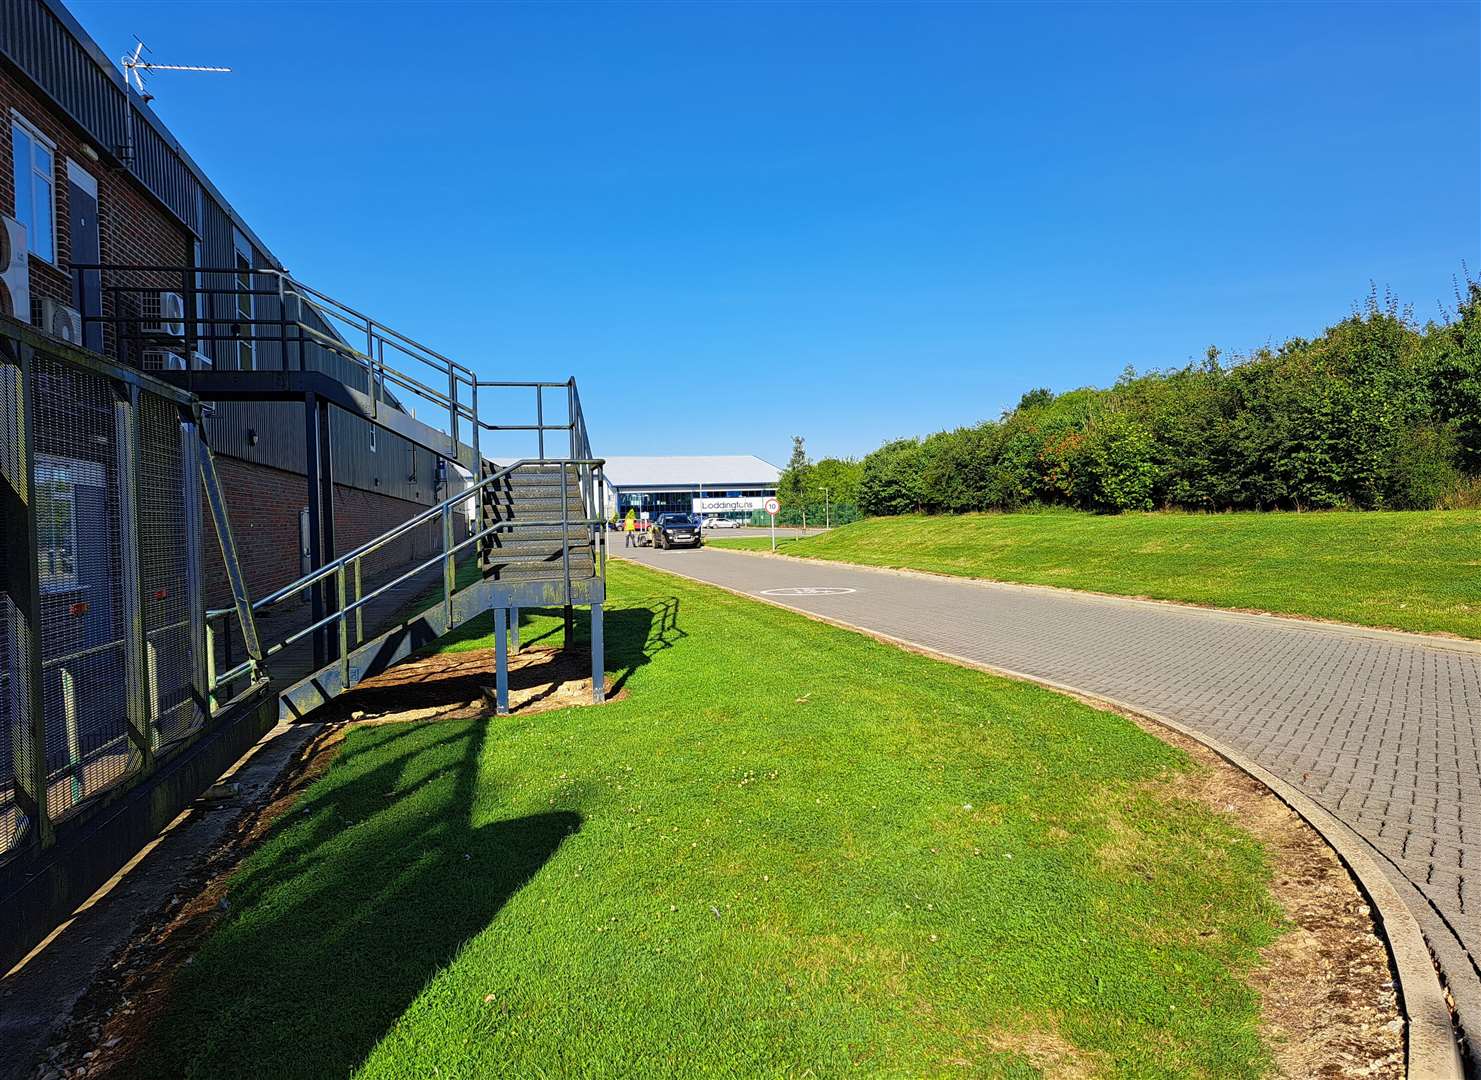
[40,297,83,344]
[143,349,216,373]
[141,349,187,371]
[0,215,30,323]
[141,290,186,337]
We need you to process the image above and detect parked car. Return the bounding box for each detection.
[703,517,740,529]
[649,512,704,549]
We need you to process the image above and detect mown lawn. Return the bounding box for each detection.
[709,509,1481,639]
[131,561,1288,1079]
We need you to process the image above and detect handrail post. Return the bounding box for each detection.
[353,558,364,645]
[567,379,576,460]
[471,378,481,470]
[536,386,544,460]
[597,463,606,581]
[205,619,217,714]
[560,462,573,643]
[447,364,458,459]
[337,568,349,687]
[442,502,455,629]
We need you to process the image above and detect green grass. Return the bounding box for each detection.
[709,509,1481,639]
[132,562,1289,1079]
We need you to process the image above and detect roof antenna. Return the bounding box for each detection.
[118,38,230,164]
[121,39,230,104]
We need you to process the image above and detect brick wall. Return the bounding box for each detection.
[1,65,455,635]
[203,456,451,613]
[0,67,189,355]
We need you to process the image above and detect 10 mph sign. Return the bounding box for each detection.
[765,497,781,550]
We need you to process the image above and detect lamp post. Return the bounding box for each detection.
[823,487,830,529]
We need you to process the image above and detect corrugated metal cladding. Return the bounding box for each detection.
[205,402,437,506]
[0,0,127,156]
[4,0,443,508]
[0,1,198,229]
[127,116,199,232]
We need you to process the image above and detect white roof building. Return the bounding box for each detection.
[600,455,782,518]
[601,455,781,490]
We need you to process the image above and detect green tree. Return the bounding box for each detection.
[777,435,812,510]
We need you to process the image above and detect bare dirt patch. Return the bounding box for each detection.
[320,643,614,723]
[1115,707,1405,1079]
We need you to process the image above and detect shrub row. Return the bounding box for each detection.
[852,285,1481,514]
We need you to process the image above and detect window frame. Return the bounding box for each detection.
[34,453,81,593]
[10,110,57,266]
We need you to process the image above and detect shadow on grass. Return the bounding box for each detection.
[124,717,580,1080]
[429,594,688,699]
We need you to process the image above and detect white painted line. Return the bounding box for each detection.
[759,586,857,597]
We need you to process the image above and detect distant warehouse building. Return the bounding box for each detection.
[602,455,781,522]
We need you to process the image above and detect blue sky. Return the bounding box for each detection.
[72,1,1479,462]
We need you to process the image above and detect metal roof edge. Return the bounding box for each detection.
[36,0,283,268]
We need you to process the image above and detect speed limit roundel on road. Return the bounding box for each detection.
[764,497,780,515]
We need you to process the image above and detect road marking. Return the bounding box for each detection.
[759,586,857,597]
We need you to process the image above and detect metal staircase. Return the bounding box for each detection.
[98,266,619,724]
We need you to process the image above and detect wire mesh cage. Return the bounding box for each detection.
[31,355,137,823]
[138,394,201,748]
[1,337,210,855]
[0,549,23,854]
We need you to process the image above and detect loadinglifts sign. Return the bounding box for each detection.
[692,496,770,514]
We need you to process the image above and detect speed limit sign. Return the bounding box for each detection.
[764,497,780,516]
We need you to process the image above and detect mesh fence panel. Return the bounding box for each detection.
[32,355,135,823]
[0,359,21,850]
[0,588,20,853]
[139,394,200,748]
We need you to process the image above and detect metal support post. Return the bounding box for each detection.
[442,502,455,628]
[1,340,52,847]
[198,434,261,662]
[591,603,605,704]
[181,413,207,723]
[116,384,155,770]
[304,393,336,668]
[560,462,573,646]
[494,606,509,715]
[509,607,520,654]
[205,620,217,713]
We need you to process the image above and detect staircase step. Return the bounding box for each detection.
[483,560,597,581]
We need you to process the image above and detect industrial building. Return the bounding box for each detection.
[601,454,781,522]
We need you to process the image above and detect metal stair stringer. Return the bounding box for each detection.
[277,571,605,722]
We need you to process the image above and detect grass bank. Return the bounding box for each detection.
[709,509,1481,639]
[130,562,1292,1079]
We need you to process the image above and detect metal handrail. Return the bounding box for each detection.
[205,456,606,700]
[69,263,608,706]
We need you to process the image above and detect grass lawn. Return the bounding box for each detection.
[709,509,1481,639]
[132,561,1290,1079]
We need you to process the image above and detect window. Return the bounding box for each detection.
[232,228,255,370]
[11,114,56,263]
[35,456,79,591]
[234,251,254,370]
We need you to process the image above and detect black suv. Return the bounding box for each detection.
[649,512,703,549]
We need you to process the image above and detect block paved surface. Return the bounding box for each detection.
[617,543,1481,1041]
